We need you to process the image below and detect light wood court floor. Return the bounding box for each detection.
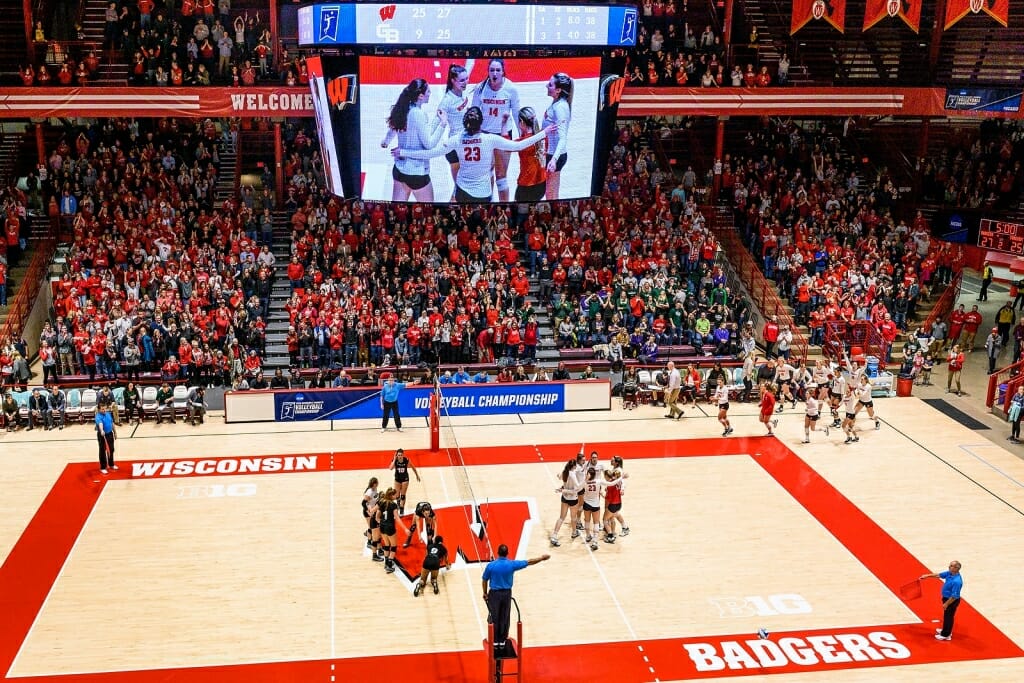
[1,397,1023,682]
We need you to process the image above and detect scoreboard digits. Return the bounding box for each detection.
[298,3,639,47]
[978,218,1024,256]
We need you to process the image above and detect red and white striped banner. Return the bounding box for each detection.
[2,86,1022,120]
[0,87,314,118]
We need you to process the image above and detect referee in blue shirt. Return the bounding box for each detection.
[94,405,119,475]
[481,544,550,651]
[380,375,406,433]
[921,560,963,640]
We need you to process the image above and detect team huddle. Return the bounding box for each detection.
[550,450,629,550]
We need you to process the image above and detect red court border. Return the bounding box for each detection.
[1,436,1021,682]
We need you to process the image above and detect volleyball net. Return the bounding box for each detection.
[432,381,495,562]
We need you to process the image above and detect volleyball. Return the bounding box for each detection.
[757,628,770,640]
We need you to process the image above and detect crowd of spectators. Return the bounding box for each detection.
[629,3,789,87]
[718,117,961,361]
[27,117,270,393]
[273,115,754,375]
[21,3,318,87]
[918,119,1024,211]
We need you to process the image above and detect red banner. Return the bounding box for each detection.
[863,0,922,32]
[944,0,1009,29]
[791,0,846,34]
[1,86,1022,121]
[0,87,315,118]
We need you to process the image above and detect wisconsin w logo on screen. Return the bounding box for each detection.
[600,75,625,111]
[327,74,358,111]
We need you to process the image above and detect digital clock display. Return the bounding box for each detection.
[298,3,638,47]
[978,218,1024,256]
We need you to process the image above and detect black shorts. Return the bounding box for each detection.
[859,400,874,409]
[718,403,729,411]
[380,523,397,537]
[778,379,791,387]
[607,503,622,513]
[394,474,409,484]
[455,185,491,203]
[545,153,567,172]
[846,412,857,420]
[561,497,578,507]
[369,517,379,530]
[393,166,431,191]
[830,392,842,400]
[807,414,819,422]
[423,556,441,571]
[583,502,600,512]
[445,149,459,164]
[514,182,546,202]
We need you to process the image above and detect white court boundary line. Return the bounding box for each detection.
[6,479,105,678]
[958,444,1024,489]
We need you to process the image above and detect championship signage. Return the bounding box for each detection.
[944,87,1021,113]
[272,383,567,421]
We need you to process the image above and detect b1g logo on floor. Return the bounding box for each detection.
[176,483,258,499]
[709,594,812,618]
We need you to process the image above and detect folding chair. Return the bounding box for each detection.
[172,385,189,420]
[141,386,159,421]
[79,389,98,423]
[65,388,82,424]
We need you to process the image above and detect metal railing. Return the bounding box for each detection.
[709,211,808,360]
[0,239,56,351]
[986,356,1024,415]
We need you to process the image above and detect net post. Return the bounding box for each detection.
[430,385,440,452]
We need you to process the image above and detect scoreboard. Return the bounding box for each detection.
[298,3,638,47]
[977,218,1024,256]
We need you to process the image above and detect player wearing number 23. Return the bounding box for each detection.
[396,106,552,203]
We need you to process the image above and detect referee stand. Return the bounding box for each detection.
[486,597,522,682]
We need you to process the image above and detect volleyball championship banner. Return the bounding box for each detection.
[272,383,566,421]
[944,0,1009,29]
[863,0,921,32]
[791,0,846,34]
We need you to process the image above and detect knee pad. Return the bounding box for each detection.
[495,177,509,191]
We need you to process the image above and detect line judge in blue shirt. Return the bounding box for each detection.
[481,544,550,652]
[921,560,963,640]
[380,374,406,433]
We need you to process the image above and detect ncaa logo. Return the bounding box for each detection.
[327,74,358,111]
[886,0,901,16]
[969,0,984,11]
[812,0,827,20]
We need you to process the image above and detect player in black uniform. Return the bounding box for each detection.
[362,476,382,559]
[413,535,450,597]
[390,448,420,515]
[404,500,437,548]
[376,487,407,573]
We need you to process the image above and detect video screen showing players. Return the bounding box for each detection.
[359,56,601,204]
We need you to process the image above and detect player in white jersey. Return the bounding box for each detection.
[854,374,881,430]
[471,59,520,201]
[397,106,550,202]
[542,72,573,200]
[581,465,621,550]
[772,357,797,409]
[713,376,733,436]
[437,64,470,200]
[842,383,860,444]
[380,78,448,202]
[829,369,846,428]
[803,384,829,443]
[550,458,586,547]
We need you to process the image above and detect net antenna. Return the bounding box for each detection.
[435,381,495,562]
